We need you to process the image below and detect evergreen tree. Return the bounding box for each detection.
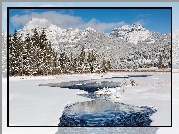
[78,46,86,72]
[9,29,22,75]
[69,52,75,72]
[23,33,31,75]
[87,49,98,73]
[102,56,107,73]
[107,60,112,70]
[18,34,25,76]
[9,28,60,76]
[158,55,163,69]
[39,28,48,49]
[59,51,68,73]
[31,29,41,75]
[91,51,100,73]
[79,46,85,64]
[31,28,39,45]
[101,56,111,72]
[51,50,59,74]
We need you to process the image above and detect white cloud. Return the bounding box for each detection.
[138,14,151,18]
[10,14,32,27]
[134,19,145,26]
[76,18,126,32]
[134,14,151,26]
[10,11,126,32]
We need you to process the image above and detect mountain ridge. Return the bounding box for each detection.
[10,17,172,69]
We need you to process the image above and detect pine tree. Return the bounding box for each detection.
[69,52,75,72]
[107,60,112,70]
[51,50,59,75]
[59,51,68,73]
[78,46,86,72]
[9,28,60,76]
[9,29,22,75]
[87,50,94,73]
[79,46,85,64]
[92,51,100,73]
[31,28,39,45]
[101,56,111,72]
[66,55,71,72]
[18,34,25,76]
[102,56,107,73]
[23,33,31,75]
[29,28,40,76]
[39,28,48,49]
[158,55,163,69]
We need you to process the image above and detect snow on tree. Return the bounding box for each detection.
[9,29,22,75]
[9,28,60,76]
[9,20,172,72]
[158,55,164,69]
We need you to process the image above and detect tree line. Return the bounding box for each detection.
[9,28,111,76]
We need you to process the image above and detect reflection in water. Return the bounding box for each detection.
[59,100,157,126]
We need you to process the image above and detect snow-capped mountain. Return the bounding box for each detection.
[172,29,179,69]
[110,24,151,44]
[110,23,170,45]
[12,17,171,69]
[18,18,171,48]
[18,17,96,45]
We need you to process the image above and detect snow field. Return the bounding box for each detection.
[2,72,174,133]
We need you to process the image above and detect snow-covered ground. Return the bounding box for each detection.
[8,74,96,126]
[156,72,179,133]
[2,72,178,134]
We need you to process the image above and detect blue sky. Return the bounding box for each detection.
[8,8,171,34]
[2,2,179,34]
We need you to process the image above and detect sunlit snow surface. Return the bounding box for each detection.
[2,72,173,133]
[8,72,171,127]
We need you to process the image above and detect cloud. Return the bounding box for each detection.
[10,14,32,27]
[133,13,151,26]
[22,9,35,14]
[134,19,145,25]
[10,11,126,32]
[138,14,151,18]
[76,18,126,32]
[69,9,74,15]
